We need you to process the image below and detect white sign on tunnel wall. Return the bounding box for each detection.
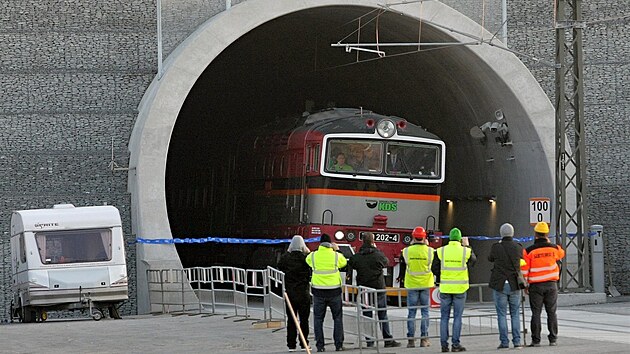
[529,197,551,225]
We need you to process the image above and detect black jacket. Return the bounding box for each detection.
[347,245,388,289]
[488,237,524,292]
[278,251,312,299]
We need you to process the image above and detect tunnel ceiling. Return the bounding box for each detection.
[171,6,522,156]
[166,5,540,241]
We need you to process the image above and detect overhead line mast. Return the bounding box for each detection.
[555,0,590,292]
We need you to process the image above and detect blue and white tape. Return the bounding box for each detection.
[136,236,321,245]
[135,232,595,245]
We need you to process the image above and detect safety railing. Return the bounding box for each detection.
[350,286,527,353]
[148,266,285,323]
[266,266,286,324]
[146,268,198,314]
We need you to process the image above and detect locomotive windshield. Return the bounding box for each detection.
[325,139,441,180]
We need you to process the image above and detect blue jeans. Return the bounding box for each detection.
[493,282,521,346]
[313,293,344,350]
[440,292,466,348]
[406,289,430,338]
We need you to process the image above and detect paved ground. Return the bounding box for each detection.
[2,297,629,354]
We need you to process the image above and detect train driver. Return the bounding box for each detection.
[387,145,408,174]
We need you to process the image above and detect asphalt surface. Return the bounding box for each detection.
[2,297,629,354]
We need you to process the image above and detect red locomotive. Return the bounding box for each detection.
[227,108,445,284]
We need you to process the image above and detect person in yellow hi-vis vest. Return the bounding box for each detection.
[399,226,434,348]
[431,228,476,353]
[306,234,348,352]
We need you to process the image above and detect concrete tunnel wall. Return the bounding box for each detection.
[129,0,554,313]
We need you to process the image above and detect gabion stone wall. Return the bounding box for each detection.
[0,0,157,321]
[0,0,628,322]
[509,0,630,293]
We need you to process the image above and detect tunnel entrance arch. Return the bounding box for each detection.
[129,0,554,313]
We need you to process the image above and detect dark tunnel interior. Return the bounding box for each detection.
[164,6,548,281]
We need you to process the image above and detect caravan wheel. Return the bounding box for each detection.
[91,308,103,321]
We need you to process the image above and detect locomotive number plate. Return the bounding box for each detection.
[373,233,400,243]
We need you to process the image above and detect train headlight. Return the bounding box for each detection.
[402,234,412,245]
[334,230,345,241]
[346,232,356,242]
[376,119,396,138]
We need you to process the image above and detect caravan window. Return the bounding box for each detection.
[19,233,26,263]
[35,228,113,264]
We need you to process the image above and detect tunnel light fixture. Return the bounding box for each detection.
[444,196,499,203]
[376,119,396,138]
[495,109,505,120]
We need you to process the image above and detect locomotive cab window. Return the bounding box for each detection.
[313,144,321,172]
[385,142,441,179]
[305,145,312,172]
[325,139,383,174]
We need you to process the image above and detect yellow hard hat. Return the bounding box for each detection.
[534,222,549,234]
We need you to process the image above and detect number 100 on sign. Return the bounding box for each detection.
[529,198,551,225]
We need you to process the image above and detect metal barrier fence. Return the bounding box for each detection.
[266,266,287,324]
[146,269,199,314]
[148,266,286,323]
[348,286,526,353]
[148,267,526,352]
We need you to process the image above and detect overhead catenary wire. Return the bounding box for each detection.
[326,1,629,70]
[330,2,558,69]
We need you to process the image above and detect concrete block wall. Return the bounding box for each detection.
[0,0,628,321]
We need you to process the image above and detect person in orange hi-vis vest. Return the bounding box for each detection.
[521,222,565,347]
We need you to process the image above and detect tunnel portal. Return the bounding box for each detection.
[131,1,554,312]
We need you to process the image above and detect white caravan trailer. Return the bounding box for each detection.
[10,204,128,322]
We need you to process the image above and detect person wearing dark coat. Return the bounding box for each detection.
[278,235,312,352]
[488,223,525,349]
[348,233,401,348]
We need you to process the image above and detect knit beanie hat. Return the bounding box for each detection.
[449,228,462,241]
[500,223,514,237]
[320,234,332,243]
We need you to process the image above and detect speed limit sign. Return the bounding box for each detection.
[530,197,551,225]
